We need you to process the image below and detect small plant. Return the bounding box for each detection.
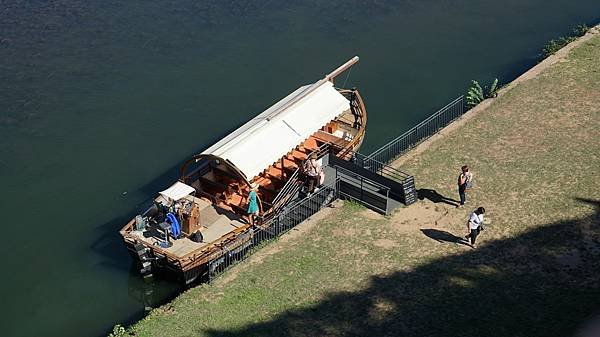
[466,78,499,108]
[108,325,128,337]
[344,199,366,211]
[466,80,484,108]
[488,78,499,98]
[542,36,576,57]
[573,23,590,37]
[542,23,589,58]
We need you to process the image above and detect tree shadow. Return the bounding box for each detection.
[203,198,600,337]
[421,228,471,247]
[418,188,459,207]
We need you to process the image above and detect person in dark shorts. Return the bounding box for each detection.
[457,165,473,207]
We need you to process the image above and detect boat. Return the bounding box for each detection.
[120,56,367,283]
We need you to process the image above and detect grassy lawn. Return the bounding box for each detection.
[126,32,600,337]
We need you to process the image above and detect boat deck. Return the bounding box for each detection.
[130,197,246,258]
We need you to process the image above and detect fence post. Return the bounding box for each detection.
[360,176,364,201]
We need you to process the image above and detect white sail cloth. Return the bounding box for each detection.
[201,80,349,179]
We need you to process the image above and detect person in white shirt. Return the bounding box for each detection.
[303,153,322,195]
[465,207,485,247]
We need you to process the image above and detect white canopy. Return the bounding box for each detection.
[159,181,196,202]
[201,80,349,180]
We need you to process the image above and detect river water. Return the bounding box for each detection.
[1,1,598,336]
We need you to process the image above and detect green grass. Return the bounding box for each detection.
[125,33,600,337]
[130,202,417,336]
[396,33,600,237]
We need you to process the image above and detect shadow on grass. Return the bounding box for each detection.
[204,198,600,337]
[418,188,460,207]
[421,228,472,247]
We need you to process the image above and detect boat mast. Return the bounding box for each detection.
[325,56,359,84]
[262,56,360,122]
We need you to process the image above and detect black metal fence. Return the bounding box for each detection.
[367,96,465,165]
[349,151,417,206]
[335,166,390,214]
[351,151,411,182]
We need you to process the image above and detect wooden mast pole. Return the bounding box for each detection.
[325,56,359,83]
[263,56,360,121]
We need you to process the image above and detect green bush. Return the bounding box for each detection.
[542,36,577,57]
[108,325,128,337]
[488,78,499,98]
[542,23,589,58]
[466,78,499,109]
[466,80,484,109]
[573,23,590,37]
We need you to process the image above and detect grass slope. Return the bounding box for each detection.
[127,33,600,337]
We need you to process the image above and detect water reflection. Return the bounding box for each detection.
[127,264,183,313]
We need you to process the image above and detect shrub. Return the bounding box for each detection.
[542,36,577,57]
[488,78,499,98]
[108,325,128,337]
[466,80,484,109]
[542,23,589,58]
[573,23,590,37]
[466,78,499,109]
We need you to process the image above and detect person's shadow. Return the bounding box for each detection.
[418,189,459,207]
[421,229,471,247]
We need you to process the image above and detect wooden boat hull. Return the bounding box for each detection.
[120,58,367,284]
[123,225,255,284]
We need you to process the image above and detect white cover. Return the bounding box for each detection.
[202,80,349,179]
[159,181,196,201]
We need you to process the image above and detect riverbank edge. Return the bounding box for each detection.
[118,23,600,336]
[391,23,600,168]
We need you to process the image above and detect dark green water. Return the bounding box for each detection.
[0,1,598,336]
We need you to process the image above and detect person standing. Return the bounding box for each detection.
[303,153,322,195]
[465,207,485,247]
[457,165,473,207]
[246,183,263,226]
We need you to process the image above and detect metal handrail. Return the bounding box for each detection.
[351,151,411,179]
[282,178,339,213]
[258,177,339,231]
[334,166,391,193]
[270,168,301,207]
[368,95,464,162]
[270,142,331,212]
